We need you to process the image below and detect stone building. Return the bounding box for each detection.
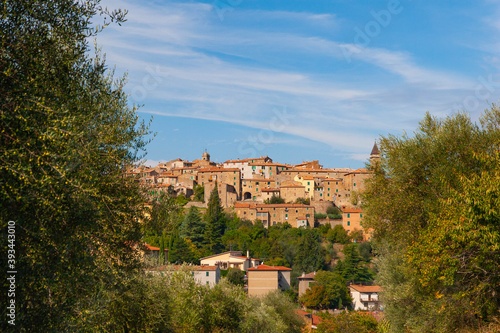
[241,178,277,201]
[279,183,307,203]
[222,156,273,179]
[234,203,314,228]
[247,265,292,296]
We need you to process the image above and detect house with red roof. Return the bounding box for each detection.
[247,264,292,296]
[349,284,382,310]
[297,271,317,297]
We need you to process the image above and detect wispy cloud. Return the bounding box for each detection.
[96,0,495,162]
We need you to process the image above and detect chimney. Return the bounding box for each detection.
[247,250,250,259]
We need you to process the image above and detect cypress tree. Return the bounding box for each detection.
[204,183,226,253]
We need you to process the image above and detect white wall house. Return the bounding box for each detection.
[349,285,382,310]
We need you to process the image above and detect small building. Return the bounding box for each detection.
[200,251,261,271]
[342,208,372,241]
[349,284,382,310]
[247,264,292,296]
[297,271,316,297]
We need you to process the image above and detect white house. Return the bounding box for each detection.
[349,284,382,310]
[200,251,261,271]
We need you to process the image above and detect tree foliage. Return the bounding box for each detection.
[180,206,206,248]
[317,311,379,333]
[204,183,226,253]
[264,195,285,204]
[72,271,304,332]
[300,271,351,310]
[0,0,149,330]
[363,107,500,332]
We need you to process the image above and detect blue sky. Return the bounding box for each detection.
[96,0,500,168]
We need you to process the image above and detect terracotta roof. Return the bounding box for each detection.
[234,203,253,208]
[371,142,380,155]
[280,184,305,188]
[349,284,382,293]
[255,203,310,208]
[296,216,309,220]
[342,208,363,213]
[248,163,287,167]
[242,178,275,182]
[323,178,342,181]
[198,167,240,172]
[247,264,292,271]
[143,243,168,252]
[261,188,280,192]
[224,157,270,164]
[298,272,316,280]
[287,168,330,172]
[345,168,372,175]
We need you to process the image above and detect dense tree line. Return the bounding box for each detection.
[69,270,305,332]
[1,0,150,331]
[363,108,500,332]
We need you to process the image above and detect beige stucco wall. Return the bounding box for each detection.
[247,270,278,296]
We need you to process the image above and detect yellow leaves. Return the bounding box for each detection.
[435,291,443,299]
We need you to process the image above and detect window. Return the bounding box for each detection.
[320,193,323,196]
[285,214,288,217]
[307,182,310,185]
[354,182,356,187]
[360,214,363,218]
[347,221,350,226]
[256,182,259,185]
[327,193,330,197]
[336,189,338,192]
[273,214,276,217]
[347,213,350,218]
[206,272,209,277]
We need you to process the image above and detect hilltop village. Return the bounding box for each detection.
[128,143,380,241]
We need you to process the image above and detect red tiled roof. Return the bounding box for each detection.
[247,264,291,271]
[143,243,168,252]
[344,168,372,175]
[198,167,240,172]
[342,208,363,213]
[349,284,382,292]
[298,272,316,279]
[261,188,280,192]
[255,204,310,208]
[248,163,287,167]
[280,184,305,188]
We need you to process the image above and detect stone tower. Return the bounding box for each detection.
[202,149,210,161]
[370,142,380,166]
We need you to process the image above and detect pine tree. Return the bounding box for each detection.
[204,183,226,253]
[180,206,206,248]
[293,230,324,273]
